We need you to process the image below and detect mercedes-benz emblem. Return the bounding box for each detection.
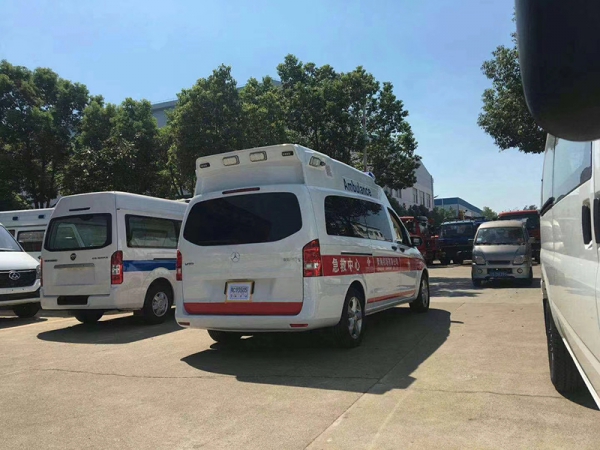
[70,253,76,261]
[230,252,240,262]
[8,271,20,281]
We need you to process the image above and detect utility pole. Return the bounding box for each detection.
[362,103,368,171]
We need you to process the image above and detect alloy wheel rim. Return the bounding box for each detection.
[152,292,169,317]
[347,297,363,339]
[421,279,430,307]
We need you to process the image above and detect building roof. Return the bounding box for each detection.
[434,197,482,215]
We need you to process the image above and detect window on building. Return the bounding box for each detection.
[420,191,425,205]
[413,188,418,204]
[426,194,431,208]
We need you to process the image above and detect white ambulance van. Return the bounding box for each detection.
[175,144,429,347]
[0,208,52,260]
[41,192,186,325]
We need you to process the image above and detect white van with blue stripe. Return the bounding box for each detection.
[40,192,186,325]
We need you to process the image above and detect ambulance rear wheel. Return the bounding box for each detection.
[208,330,242,344]
[74,311,104,324]
[331,287,365,348]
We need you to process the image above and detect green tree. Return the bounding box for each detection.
[63,98,168,197]
[240,76,288,148]
[478,35,546,154]
[0,151,28,210]
[430,207,456,227]
[524,204,538,211]
[481,206,498,220]
[168,65,244,193]
[277,55,420,190]
[0,60,89,207]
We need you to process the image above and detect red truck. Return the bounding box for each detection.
[401,216,438,265]
[497,209,541,262]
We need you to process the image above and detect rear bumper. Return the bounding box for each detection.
[41,285,143,311]
[175,278,344,332]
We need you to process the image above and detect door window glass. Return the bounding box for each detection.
[553,138,592,203]
[126,215,181,249]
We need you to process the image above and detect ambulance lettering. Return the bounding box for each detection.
[343,178,373,197]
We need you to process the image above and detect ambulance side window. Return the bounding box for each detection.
[388,209,411,247]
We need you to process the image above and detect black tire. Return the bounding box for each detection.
[454,258,464,265]
[425,259,434,266]
[472,278,482,287]
[544,302,583,393]
[207,330,242,343]
[330,287,365,348]
[410,275,430,313]
[440,258,451,266]
[12,302,41,319]
[74,311,104,324]
[141,282,173,325]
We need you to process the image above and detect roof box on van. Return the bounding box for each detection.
[194,144,385,202]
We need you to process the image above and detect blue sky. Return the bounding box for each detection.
[0,0,542,212]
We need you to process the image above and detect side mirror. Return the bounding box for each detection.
[411,236,423,247]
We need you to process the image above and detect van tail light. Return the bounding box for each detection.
[303,239,322,277]
[38,259,43,287]
[176,250,183,281]
[111,251,124,285]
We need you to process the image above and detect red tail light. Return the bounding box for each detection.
[111,251,123,285]
[303,239,322,277]
[176,250,182,281]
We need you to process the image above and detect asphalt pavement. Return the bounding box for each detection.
[0,264,598,449]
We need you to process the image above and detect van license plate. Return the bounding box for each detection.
[226,281,253,302]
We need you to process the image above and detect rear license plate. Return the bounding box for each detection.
[226,281,254,302]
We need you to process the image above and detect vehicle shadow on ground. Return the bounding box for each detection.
[182,307,451,394]
[430,276,541,297]
[429,277,482,298]
[36,309,181,344]
[0,315,48,330]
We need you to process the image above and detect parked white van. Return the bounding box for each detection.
[0,208,52,260]
[541,135,600,406]
[41,192,186,325]
[175,144,429,347]
[0,224,41,318]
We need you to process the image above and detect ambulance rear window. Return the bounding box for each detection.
[184,192,302,246]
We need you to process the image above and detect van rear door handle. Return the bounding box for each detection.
[594,198,600,243]
[582,202,592,245]
[391,245,398,251]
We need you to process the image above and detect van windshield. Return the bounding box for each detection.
[0,226,22,252]
[499,213,540,230]
[440,223,474,238]
[45,214,111,251]
[476,227,525,245]
[183,192,302,246]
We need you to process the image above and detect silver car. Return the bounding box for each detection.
[471,220,533,287]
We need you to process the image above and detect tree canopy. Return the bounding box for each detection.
[1,55,423,211]
[481,206,498,221]
[478,35,546,154]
